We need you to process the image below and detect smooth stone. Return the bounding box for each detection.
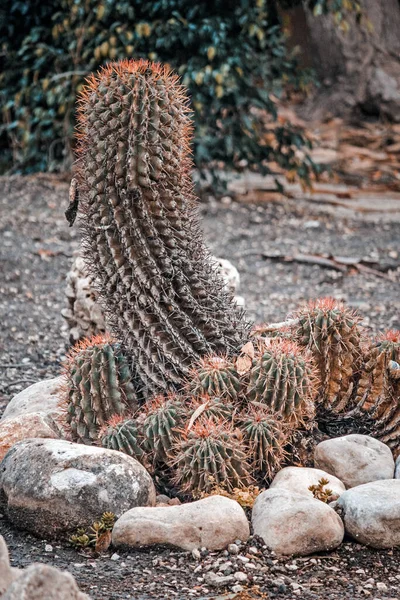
[2,563,90,599]
[1,377,65,427]
[0,536,20,595]
[0,438,155,538]
[270,466,346,500]
[314,434,394,488]
[252,488,344,556]
[337,480,400,548]
[112,495,250,551]
[0,413,60,462]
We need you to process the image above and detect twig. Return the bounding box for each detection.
[3,379,37,390]
[250,318,299,336]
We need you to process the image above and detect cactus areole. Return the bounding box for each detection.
[71,59,248,398]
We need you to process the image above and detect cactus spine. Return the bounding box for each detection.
[64,335,138,443]
[73,60,247,398]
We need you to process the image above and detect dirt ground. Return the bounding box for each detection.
[1,174,400,599]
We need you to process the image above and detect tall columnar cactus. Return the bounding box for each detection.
[293,298,363,415]
[357,330,400,452]
[240,406,288,481]
[72,59,248,398]
[187,355,242,400]
[173,417,252,495]
[63,335,138,443]
[247,340,317,427]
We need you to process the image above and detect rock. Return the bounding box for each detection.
[0,438,155,538]
[337,480,400,548]
[0,413,60,462]
[270,466,345,500]
[2,563,90,599]
[314,434,394,488]
[1,377,65,426]
[204,572,234,588]
[252,488,344,556]
[0,536,20,595]
[112,495,250,551]
[394,455,400,479]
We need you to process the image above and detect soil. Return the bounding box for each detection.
[1,174,400,600]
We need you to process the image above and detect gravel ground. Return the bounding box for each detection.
[1,174,400,599]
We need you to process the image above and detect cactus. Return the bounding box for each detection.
[173,417,252,495]
[187,395,236,422]
[188,355,242,400]
[63,335,138,443]
[72,59,248,398]
[100,414,145,461]
[357,330,400,452]
[247,339,317,427]
[240,406,288,481]
[142,393,187,464]
[293,298,363,415]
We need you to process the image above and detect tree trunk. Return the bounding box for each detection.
[302,0,400,122]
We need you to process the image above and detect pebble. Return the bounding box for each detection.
[191,549,201,561]
[234,571,248,582]
[111,553,120,561]
[44,544,53,552]
[376,582,388,592]
[228,543,239,555]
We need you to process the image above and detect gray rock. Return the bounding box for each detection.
[0,413,60,462]
[252,488,344,556]
[394,455,400,479]
[1,377,65,429]
[314,434,394,488]
[2,563,90,599]
[0,438,155,538]
[0,536,20,595]
[112,495,250,551]
[337,480,400,548]
[270,466,345,500]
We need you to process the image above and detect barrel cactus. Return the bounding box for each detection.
[173,417,252,495]
[71,59,248,398]
[247,339,317,427]
[142,393,187,464]
[63,335,138,443]
[188,355,242,400]
[240,406,288,481]
[357,330,400,453]
[100,414,145,461]
[293,298,363,415]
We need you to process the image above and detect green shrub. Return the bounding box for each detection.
[0,0,322,182]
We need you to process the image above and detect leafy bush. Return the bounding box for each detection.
[0,0,321,183]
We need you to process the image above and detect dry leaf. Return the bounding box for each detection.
[236,354,252,375]
[187,401,209,431]
[95,530,112,553]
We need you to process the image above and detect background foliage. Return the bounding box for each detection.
[0,0,352,182]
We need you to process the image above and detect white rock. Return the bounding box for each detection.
[112,495,250,551]
[0,413,60,462]
[0,536,20,595]
[1,377,65,426]
[252,488,344,556]
[0,439,155,538]
[314,434,394,489]
[337,480,400,548]
[270,466,345,500]
[2,563,90,599]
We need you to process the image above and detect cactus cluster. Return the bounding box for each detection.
[73,59,247,398]
[61,59,400,497]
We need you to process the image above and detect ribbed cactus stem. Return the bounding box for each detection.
[73,59,247,397]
